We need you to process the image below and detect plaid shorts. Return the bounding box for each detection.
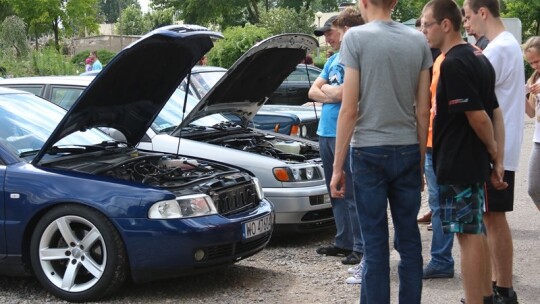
[439,183,485,234]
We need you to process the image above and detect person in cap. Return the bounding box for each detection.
[309,9,365,272]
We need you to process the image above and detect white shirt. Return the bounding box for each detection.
[483,31,526,171]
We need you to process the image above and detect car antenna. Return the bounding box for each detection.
[172,69,193,158]
[302,58,318,121]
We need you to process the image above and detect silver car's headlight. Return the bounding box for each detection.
[252,177,264,200]
[148,194,218,219]
[272,165,323,182]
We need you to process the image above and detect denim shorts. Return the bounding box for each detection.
[439,183,485,234]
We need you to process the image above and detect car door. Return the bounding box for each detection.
[0,158,6,258]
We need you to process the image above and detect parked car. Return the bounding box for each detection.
[268,64,322,106]
[0,26,273,302]
[180,65,321,141]
[0,34,333,234]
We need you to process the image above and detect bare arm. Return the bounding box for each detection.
[308,78,334,103]
[321,84,343,102]
[415,69,431,174]
[525,94,536,118]
[330,67,359,198]
[490,108,508,190]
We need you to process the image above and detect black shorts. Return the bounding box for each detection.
[485,170,515,212]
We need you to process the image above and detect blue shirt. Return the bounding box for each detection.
[316,53,344,137]
[92,60,103,71]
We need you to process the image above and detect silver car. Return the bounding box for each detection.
[0,34,333,233]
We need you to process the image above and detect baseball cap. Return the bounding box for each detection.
[314,15,338,37]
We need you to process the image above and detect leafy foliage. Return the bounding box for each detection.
[65,0,100,37]
[259,7,315,35]
[208,24,271,68]
[0,15,30,58]
[98,0,140,23]
[31,47,78,75]
[502,0,540,37]
[116,5,150,35]
[146,7,174,30]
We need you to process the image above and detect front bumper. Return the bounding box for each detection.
[112,199,273,283]
[264,184,334,232]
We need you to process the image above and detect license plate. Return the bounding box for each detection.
[243,214,272,239]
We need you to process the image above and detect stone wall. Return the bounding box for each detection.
[73,35,141,54]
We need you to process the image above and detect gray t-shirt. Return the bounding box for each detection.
[340,20,432,147]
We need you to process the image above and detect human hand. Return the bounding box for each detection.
[490,163,508,190]
[529,83,540,95]
[330,170,346,198]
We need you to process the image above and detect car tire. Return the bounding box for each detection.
[30,205,128,302]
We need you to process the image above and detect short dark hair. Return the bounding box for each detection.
[368,0,396,10]
[415,18,422,27]
[465,0,500,18]
[333,6,365,28]
[424,0,462,32]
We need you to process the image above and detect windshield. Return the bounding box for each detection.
[0,93,112,157]
[152,88,229,133]
[182,70,226,99]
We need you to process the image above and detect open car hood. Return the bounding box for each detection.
[34,25,223,164]
[180,34,317,128]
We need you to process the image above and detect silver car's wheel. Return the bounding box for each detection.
[30,205,127,302]
[38,215,106,292]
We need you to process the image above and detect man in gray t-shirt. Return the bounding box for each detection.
[329,1,432,303]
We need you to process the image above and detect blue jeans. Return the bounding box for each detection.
[320,136,363,253]
[351,145,422,304]
[425,151,454,269]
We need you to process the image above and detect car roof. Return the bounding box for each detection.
[0,76,92,86]
[0,86,34,95]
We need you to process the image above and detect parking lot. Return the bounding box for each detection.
[0,120,538,303]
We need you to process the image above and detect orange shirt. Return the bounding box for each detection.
[427,54,445,148]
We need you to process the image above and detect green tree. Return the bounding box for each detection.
[116,5,150,35]
[502,0,540,37]
[0,0,15,22]
[145,7,174,30]
[208,24,271,68]
[98,0,139,23]
[0,15,30,58]
[259,7,315,35]
[65,0,100,37]
[151,0,260,28]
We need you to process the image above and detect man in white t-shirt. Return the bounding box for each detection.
[463,1,525,303]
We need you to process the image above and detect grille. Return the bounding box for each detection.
[204,233,272,261]
[212,182,259,216]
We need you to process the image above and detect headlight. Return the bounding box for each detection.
[300,125,308,138]
[148,194,217,219]
[290,124,300,136]
[273,166,322,182]
[252,177,264,200]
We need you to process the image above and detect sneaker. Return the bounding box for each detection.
[494,289,518,304]
[342,251,362,265]
[316,246,351,256]
[422,263,454,279]
[347,262,362,274]
[345,257,364,284]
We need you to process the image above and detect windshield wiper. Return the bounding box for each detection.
[19,149,41,158]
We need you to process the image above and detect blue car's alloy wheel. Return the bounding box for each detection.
[30,205,127,302]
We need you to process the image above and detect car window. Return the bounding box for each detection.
[153,89,228,133]
[51,87,84,109]
[287,67,319,82]
[0,93,111,158]
[2,85,44,96]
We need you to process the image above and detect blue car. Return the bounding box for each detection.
[0,25,273,302]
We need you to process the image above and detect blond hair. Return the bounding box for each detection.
[524,36,540,86]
